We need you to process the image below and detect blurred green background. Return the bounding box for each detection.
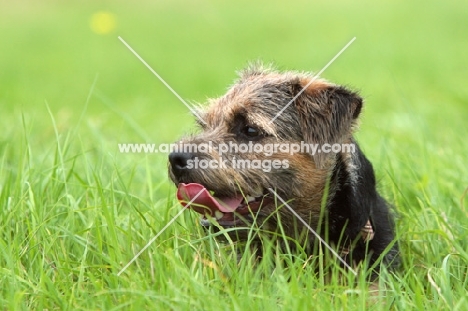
[1,0,468,308]
[1,0,467,206]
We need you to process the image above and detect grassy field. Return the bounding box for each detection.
[1,0,468,309]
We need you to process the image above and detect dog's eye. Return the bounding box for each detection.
[245,126,259,136]
[242,125,261,139]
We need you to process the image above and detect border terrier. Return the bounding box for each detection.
[168,64,399,274]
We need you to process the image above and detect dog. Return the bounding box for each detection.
[168,64,399,275]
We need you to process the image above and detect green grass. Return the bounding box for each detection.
[1,0,468,309]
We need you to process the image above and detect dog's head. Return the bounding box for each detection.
[168,64,362,239]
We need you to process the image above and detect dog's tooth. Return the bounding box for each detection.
[252,187,263,197]
[246,196,256,203]
[215,210,224,220]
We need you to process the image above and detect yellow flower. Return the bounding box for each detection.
[90,11,117,35]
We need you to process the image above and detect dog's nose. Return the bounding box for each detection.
[169,152,194,175]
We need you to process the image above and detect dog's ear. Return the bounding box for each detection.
[293,79,363,167]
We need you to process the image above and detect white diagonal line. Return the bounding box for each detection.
[267,188,357,275]
[118,36,207,125]
[117,189,204,276]
[269,37,356,124]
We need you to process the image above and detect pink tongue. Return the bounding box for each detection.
[177,183,243,215]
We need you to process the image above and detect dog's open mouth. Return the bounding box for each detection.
[176,183,271,226]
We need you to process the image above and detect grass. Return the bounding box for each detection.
[1,0,468,309]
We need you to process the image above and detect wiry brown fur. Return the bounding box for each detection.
[169,63,399,273]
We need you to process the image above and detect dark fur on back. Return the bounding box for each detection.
[327,142,399,270]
